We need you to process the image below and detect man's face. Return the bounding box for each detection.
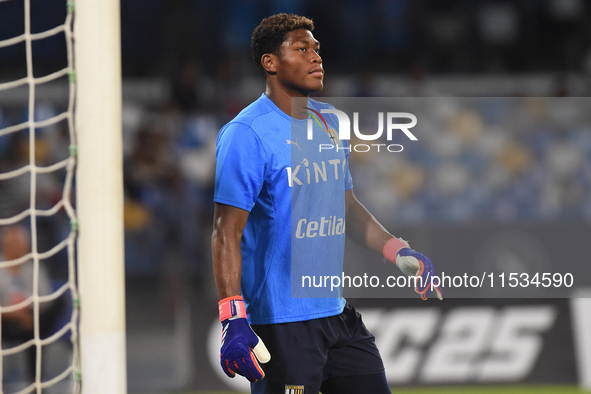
[274,28,323,96]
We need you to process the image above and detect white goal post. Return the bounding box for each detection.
[74,0,127,393]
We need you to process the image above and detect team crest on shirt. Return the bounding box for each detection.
[326,128,340,147]
[304,107,341,147]
[285,385,304,394]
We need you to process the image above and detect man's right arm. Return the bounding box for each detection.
[211,202,249,299]
[211,202,271,382]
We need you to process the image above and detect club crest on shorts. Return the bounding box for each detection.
[285,384,304,394]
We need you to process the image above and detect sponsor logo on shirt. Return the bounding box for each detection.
[286,158,347,187]
[295,216,345,239]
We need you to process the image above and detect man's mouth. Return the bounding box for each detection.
[309,68,324,77]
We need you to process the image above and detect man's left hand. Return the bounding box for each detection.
[396,248,443,300]
[383,238,444,300]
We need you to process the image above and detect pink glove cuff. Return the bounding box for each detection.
[219,296,247,322]
[383,237,409,263]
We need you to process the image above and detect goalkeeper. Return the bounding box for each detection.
[211,13,443,394]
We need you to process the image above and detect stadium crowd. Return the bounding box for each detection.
[1,0,590,277]
[1,76,591,278]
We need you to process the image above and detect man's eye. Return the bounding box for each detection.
[298,47,306,51]
[314,48,320,54]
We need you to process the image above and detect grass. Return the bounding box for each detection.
[383,385,585,394]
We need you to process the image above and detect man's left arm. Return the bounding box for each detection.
[344,189,394,254]
[345,189,443,300]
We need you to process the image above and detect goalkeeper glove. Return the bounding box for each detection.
[383,238,444,300]
[219,296,271,382]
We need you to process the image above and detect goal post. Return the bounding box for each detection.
[74,0,127,393]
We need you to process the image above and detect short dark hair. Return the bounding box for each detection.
[251,13,314,74]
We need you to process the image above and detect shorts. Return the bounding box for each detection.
[250,303,385,394]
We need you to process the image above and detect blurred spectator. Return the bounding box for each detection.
[123,114,210,307]
[0,225,63,383]
[170,60,202,113]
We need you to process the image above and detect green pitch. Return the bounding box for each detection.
[386,386,584,394]
[154,385,586,394]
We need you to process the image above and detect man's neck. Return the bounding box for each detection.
[265,84,309,119]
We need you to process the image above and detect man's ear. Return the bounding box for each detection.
[261,53,278,75]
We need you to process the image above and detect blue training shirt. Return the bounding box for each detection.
[214,93,352,325]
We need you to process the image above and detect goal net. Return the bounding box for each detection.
[0,1,80,393]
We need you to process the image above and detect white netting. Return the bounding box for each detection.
[0,1,80,393]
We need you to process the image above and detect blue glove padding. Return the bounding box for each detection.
[397,248,444,300]
[220,317,269,382]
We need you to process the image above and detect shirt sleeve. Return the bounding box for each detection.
[214,122,268,212]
